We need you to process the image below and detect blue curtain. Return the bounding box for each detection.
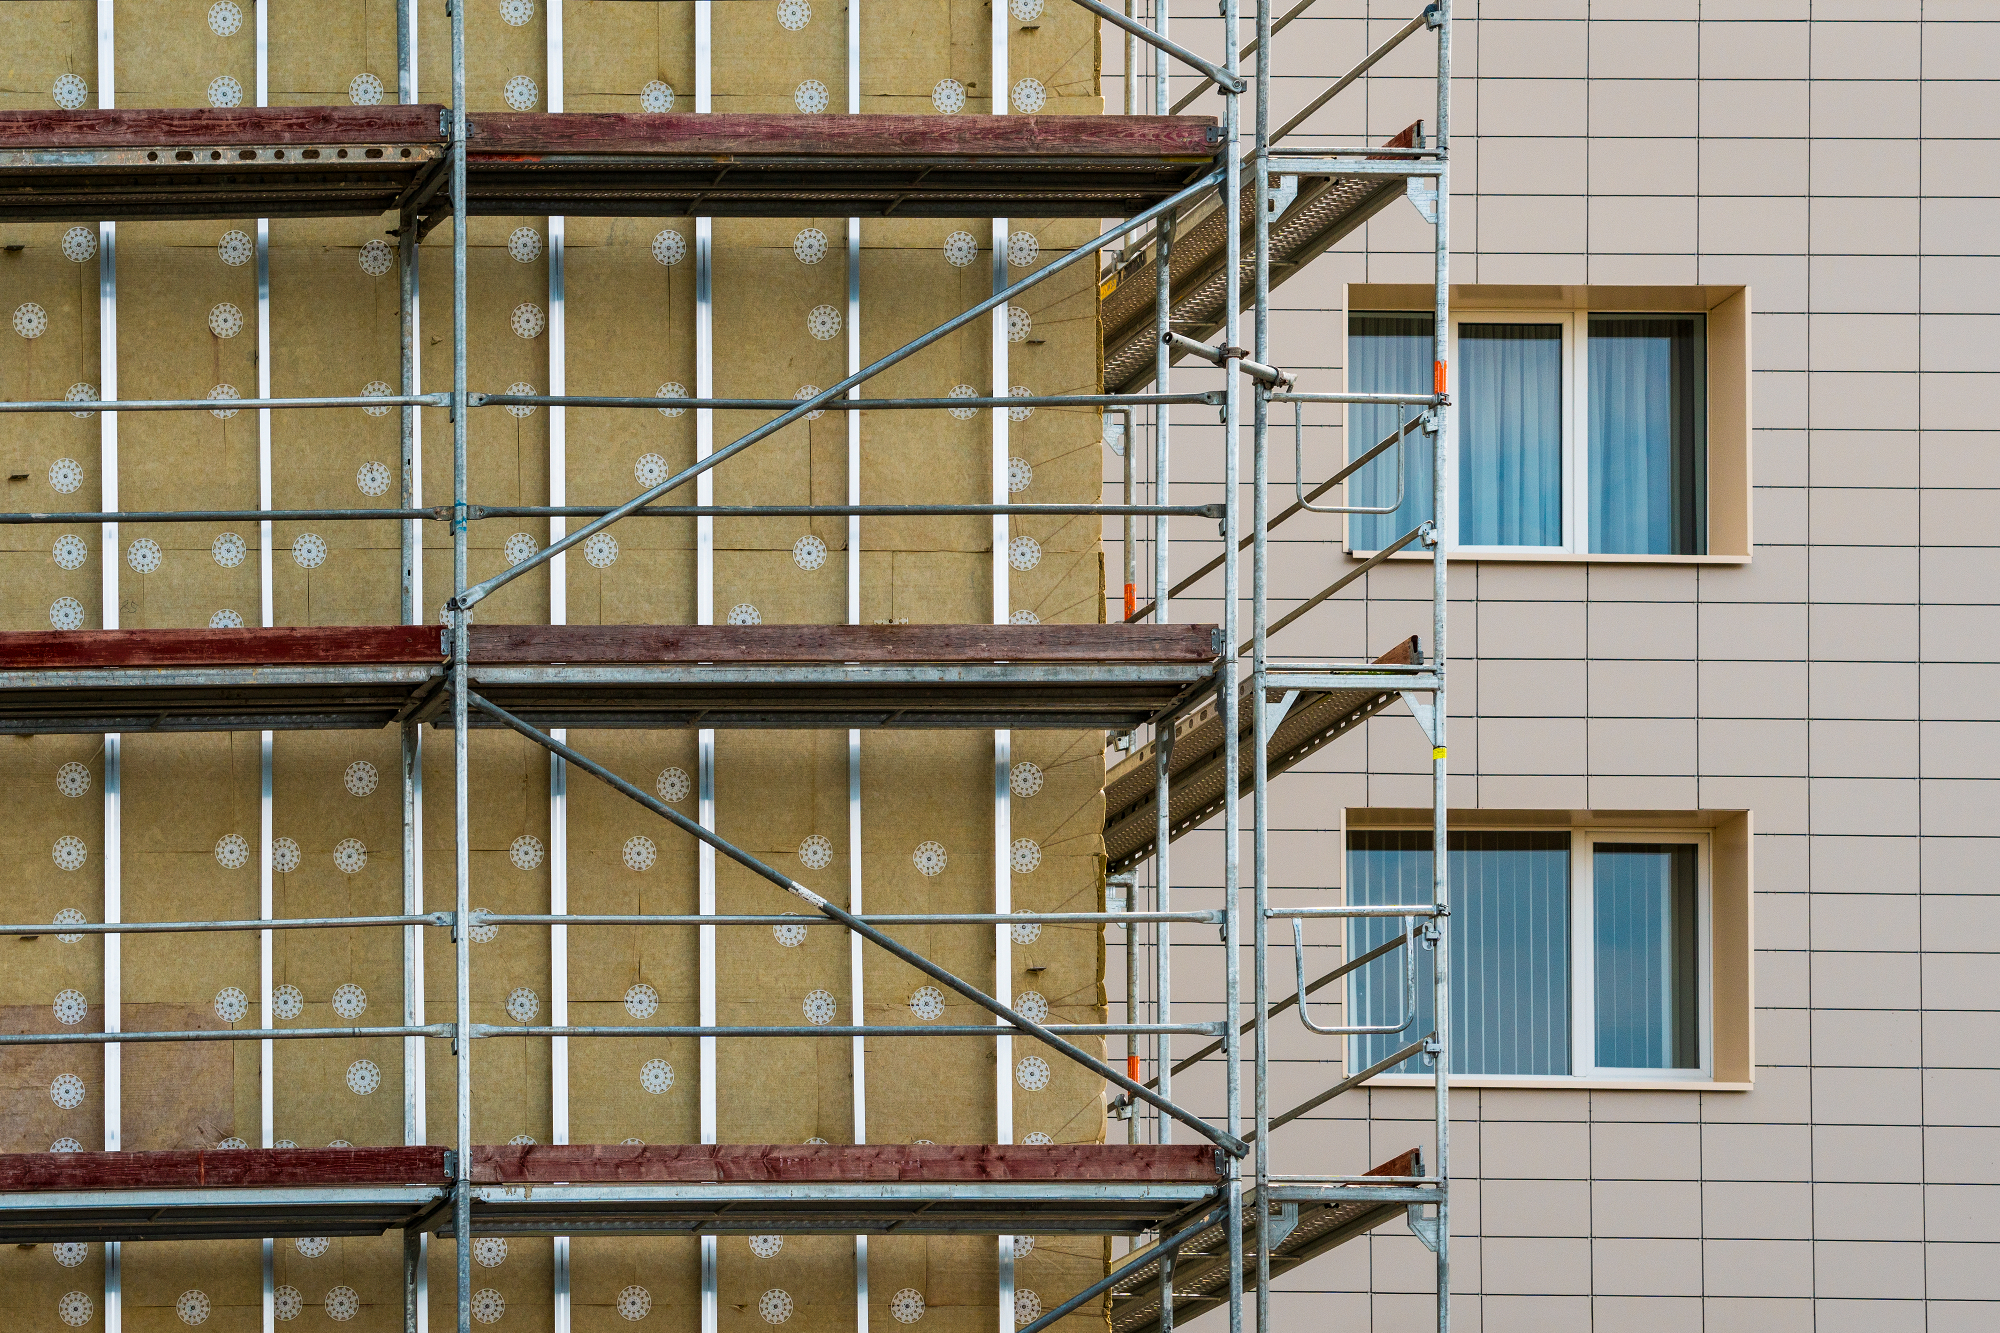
[1346,313,1433,550]
[1458,323,1564,546]
[1348,831,1572,1076]
[1593,843,1699,1069]
[1588,315,1706,555]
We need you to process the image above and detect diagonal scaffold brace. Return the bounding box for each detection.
[464,690,1250,1158]
[444,168,1226,617]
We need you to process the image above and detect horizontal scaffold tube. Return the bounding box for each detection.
[473,503,1223,520]
[0,394,447,414]
[0,502,1218,525]
[0,913,450,936]
[0,1024,455,1046]
[472,1023,1222,1038]
[472,392,1218,411]
[477,910,1223,927]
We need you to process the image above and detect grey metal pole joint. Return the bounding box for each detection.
[1062,0,1245,93]
[1418,519,1439,548]
[1425,2,1442,29]
[1161,332,1291,390]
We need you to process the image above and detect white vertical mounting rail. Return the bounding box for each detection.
[846,5,869,1329]
[990,10,1015,1332]
[693,9,719,1333]
[395,6,427,1332]
[546,10,572,1333]
[253,8,276,1332]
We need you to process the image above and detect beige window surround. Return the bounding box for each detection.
[1342,283,1753,566]
[1341,806,1754,1093]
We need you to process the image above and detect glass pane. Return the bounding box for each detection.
[1458,322,1564,547]
[1348,831,1571,1076]
[1347,830,1433,1074]
[1346,312,1434,550]
[1588,314,1707,555]
[1593,843,1700,1069]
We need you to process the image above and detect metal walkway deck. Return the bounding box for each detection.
[1103,636,1431,872]
[1107,1151,1432,1333]
[1100,124,1422,396]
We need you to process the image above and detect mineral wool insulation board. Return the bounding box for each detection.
[0,2,1114,1333]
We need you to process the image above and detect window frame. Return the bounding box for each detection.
[1442,309,1586,557]
[1344,824,1716,1086]
[1570,828,1713,1083]
[1344,297,1734,561]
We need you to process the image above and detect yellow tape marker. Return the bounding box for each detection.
[1432,747,1447,761]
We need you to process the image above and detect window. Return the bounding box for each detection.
[1346,308,1710,556]
[1346,828,1711,1081]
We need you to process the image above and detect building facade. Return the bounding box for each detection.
[1109,3,1998,1329]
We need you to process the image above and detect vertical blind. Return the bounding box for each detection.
[1588,314,1707,555]
[1593,843,1700,1069]
[1345,312,1434,551]
[1457,323,1564,547]
[1348,830,1572,1076]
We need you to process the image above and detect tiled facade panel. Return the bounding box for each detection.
[1100,2,1998,1327]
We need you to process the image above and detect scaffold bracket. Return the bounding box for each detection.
[1406,1203,1441,1252]
[1265,1200,1301,1249]
[1400,691,1440,746]
[1405,175,1439,224]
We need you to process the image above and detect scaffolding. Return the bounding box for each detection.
[0,3,1454,1333]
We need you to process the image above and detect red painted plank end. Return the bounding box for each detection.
[0,1146,451,1191]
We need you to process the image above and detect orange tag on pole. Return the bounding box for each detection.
[1123,583,1137,619]
[1434,360,1447,394]
[1127,1055,1141,1080]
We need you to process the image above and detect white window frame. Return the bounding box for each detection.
[1348,306,1715,558]
[1346,825,1714,1084]
[1571,829,1712,1082]
[1441,309,1585,556]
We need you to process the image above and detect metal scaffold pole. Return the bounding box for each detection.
[1149,0,1175,1156]
[1430,8,1455,1329]
[1250,0,1273,1323]
[449,1,472,1332]
[1219,0,1244,1329]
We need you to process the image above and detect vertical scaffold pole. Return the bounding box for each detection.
[1219,0,1244,1326]
[448,0,472,1330]
[1249,0,1273,1324]
[1430,7,1453,1332]
[1148,0,1173,1150]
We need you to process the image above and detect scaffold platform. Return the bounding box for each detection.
[1103,636,1429,872]
[0,623,1218,733]
[1107,1151,1431,1333]
[0,106,1220,223]
[0,1144,1223,1244]
[1101,123,1422,396]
